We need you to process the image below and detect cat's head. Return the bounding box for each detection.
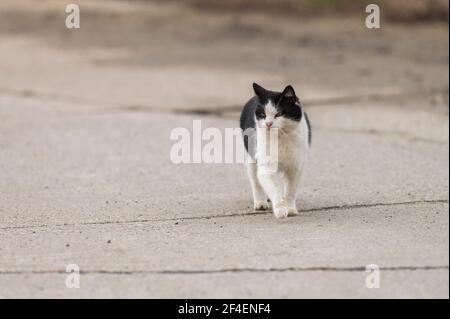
[252,83,302,131]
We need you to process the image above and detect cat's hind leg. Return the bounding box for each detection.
[246,162,269,211]
[284,162,307,216]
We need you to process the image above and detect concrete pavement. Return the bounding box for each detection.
[0,0,448,298]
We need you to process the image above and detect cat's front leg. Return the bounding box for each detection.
[257,170,288,219]
[246,163,269,210]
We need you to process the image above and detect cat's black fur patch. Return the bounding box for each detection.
[240,96,259,158]
[304,111,312,145]
[240,83,311,155]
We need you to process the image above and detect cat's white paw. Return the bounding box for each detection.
[273,203,289,219]
[254,201,269,211]
[287,207,298,216]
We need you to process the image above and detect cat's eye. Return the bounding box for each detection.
[275,112,283,118]
[255,108,266,119]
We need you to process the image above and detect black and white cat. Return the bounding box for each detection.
[240,83,311,219]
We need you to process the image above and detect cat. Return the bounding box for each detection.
[240,83,311,219]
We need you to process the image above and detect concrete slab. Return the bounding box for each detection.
[0,202,448,298]
[0,95,448,229]
[0,270,448,298]
[0,0,448,299]
[1,202,448,271]
[0,0,448,112]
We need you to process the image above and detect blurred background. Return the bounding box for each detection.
[0,0,448,113]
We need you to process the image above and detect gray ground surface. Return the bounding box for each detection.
[0,0,448,298]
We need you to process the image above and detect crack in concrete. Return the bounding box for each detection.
[0,265,448,276]
[1,198,447,231]
[317,126,449,145]
[2,87,447,146]
[175,87,449,115]
[0,87,106,106]
[1,86,447,115]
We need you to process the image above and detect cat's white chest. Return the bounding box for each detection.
[275,119,309,172]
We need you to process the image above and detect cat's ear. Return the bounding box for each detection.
[253,83,266,98]
[282,85,296,99]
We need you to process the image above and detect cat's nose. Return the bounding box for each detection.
[265,121,273,128]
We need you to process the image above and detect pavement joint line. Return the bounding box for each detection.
[174,87,450,115]
[0,88,107,106]
[1,198,447,231]
[316,126,449,145]
[0,265,448,276]
[1,86,446,144]
[0,86,447,115]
